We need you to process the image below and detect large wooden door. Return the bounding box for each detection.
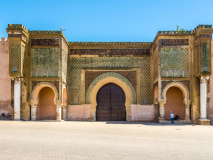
[96,83,126,121]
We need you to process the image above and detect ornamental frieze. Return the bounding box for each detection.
[161,39,189,46]
[194,34,212,41]
[31,39,60,46]
[70,49,150,55]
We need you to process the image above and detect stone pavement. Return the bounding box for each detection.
[0,121,213,160]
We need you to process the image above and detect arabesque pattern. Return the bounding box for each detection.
[68,57,151,105]
[62,50,68,81]
[201,43,209,72]
[21,45,25,73]
[85,72,136,104]
[11,44,19,72]
[31,48,60,77]
[161,48,189,77]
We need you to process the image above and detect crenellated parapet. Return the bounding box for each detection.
[158,30,193,35]
[29,30,61,34]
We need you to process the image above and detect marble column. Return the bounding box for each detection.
[62,106,67,120]
[31,105,37,121]
[199,76,210,124]
[14,78,21,120]
[185,104,190,121]
[159,101,165,120]
[56,105,62,121]
[200,76,208,119]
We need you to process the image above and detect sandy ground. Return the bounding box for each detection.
[0,121,212,160]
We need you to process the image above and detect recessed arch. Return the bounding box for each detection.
[31,82,59,106]
[36,87,56,120]
[162,82,189,105]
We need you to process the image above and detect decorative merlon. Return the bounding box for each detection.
[29,30,62,34]
[8,24,28,31]
[196,24,212,29]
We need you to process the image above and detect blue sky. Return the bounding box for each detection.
[0,0,213,42]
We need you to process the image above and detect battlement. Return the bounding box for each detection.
[69,42,152,46]
[7,24,28,32]
[195,24,212,29]
[157,30,193,35]
[157,24,212,36]
[29,30,62,35]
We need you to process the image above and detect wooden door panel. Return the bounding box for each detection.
[96,83,126,121]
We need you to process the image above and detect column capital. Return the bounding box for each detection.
[158,101,165,107]
[31,105,37,108]
[12,77,24,83]
[200,76,209,82]
[62,106,67,109]
[56,100,62,106]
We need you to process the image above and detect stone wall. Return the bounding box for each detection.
[0,38,12,115]
[209,39,213,124]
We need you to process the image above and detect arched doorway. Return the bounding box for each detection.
[165,87,184,120]
[96,83,126,121]
[36,87,56,120]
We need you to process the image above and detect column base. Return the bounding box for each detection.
[198,119,210,125]
[158,118,165,123]
[13,118,21,121]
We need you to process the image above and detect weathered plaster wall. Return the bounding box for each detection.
[131,105,155,121]
[67,105,91,121]
[0,38,12,115]
[209,39,213,124]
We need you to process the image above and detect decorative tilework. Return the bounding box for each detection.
[86,72,136,104]
[32,81,59,95]
[194,34,212,41]
[153,49,158,80]
[70,49,150,56]
[62,50,68,81]
[161,39,189,46]
[21,45,25,73]
[201,43,209,72]
[68,57,151,105]
[195,44,200,74]
[8,34,22,38]
[85,71,137,92]
[162,81,190,93]
[11,44,19,72]
[31,39,59,46]
[31,48,60,77]
[161,48,189,77]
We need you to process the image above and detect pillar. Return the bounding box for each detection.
[62,106,67,120]
[154,104,159,122]
[185,104,190,121]
[14,78,21,120]
[56,104,62,121]
[159,101,165,120]
[199,76,210,125]
[31,105,37,121]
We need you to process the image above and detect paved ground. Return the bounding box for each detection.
[0,121,213,160]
